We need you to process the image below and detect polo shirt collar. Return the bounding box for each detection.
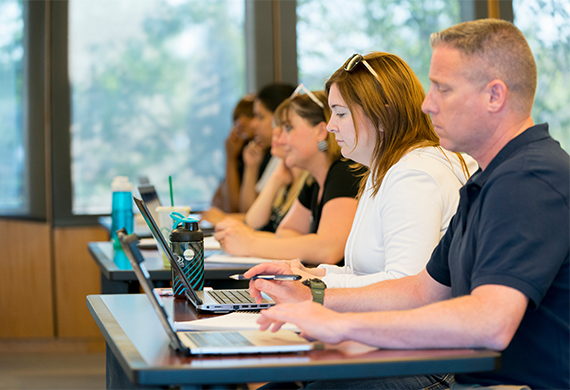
[458,123,549,231]
[469,123,550,188]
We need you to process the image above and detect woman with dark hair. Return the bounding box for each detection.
[208,95,255,214]
[203,84,295,225]
[239,83,296,212]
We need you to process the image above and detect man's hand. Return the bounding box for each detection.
[244,262,313,304]
[258,301,348,344]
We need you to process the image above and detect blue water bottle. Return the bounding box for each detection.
[110,176,134,249]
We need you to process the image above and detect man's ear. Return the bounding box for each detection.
[486,79,507,113]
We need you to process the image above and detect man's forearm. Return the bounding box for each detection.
[324,270,448,313]
[324,276,424,312]
[337,284,527,351]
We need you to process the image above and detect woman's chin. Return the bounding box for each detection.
[285,156,299,169]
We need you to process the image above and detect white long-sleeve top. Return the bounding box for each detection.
[319,147,478,288]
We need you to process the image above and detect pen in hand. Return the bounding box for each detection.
[229,274,302,281]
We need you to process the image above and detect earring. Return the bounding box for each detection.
[317,140,328,152]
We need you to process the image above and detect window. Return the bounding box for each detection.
[514,0,570,152]
[0,0,24,212]
[69,0,246,214]
[296,0,462,91]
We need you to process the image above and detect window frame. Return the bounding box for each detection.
[0,0,48,222]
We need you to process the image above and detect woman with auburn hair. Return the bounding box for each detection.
[289,52,478,287]
[214,86,366,265]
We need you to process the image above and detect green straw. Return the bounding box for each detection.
[169,175,174,207]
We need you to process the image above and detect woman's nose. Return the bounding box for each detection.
[326,118,337,133]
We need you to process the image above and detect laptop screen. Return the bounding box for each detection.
[117,230,189,353]
[133,196,203,305]
[137,184,161,223]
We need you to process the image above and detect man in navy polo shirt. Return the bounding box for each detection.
[246,19,569,389]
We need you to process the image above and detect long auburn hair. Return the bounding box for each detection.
[326,52,469,198]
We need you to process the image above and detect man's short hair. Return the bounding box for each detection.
[430,19,537,114]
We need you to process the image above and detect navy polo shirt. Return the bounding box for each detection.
[426,124,569,389]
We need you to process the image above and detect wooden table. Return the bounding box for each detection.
[87,294,501,389]
[88,242,250,293]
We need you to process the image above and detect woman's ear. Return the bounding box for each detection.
[316,121,329,141]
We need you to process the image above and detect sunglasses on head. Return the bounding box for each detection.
[343,53,383,86]
[290,83,325,109]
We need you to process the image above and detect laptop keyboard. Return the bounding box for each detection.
[185,331,254,348]
[208,290,257,304]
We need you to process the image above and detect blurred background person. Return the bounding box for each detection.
[215,87,366,265]
[239,83,296,212]
[243,103,310,232]
[209,95,255,214]
[203,102,310,232]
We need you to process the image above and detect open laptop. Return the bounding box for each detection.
[117,230,312,356]
[137,184,162,223]
[133,196,274,313]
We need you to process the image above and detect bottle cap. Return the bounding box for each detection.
[170,212,199,230]
[170,212,203,243]
[111,176,132,192]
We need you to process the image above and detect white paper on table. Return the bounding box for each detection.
[203,236,222,250]
[205,254,279,264]
[138,236,221,251]
[175,311,301,332]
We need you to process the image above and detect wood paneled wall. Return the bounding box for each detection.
[0,219,107,344]
[0,220,54,337]
[53,225,107,337]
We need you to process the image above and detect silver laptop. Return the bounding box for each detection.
[117,230,312,356]
[133,196,274,313]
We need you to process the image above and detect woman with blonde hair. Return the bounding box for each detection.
[202,103,309,233]
[215,86,366,265]
[287,52,478,287]
[243,104,311,232]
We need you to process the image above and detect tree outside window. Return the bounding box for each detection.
[0,0,24,212]
[70,0,246,214]
[514,0,570,152]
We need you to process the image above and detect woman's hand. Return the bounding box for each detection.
[214,218,256,256]
[243,141,264,168]
[200,207,227,225]
[283,259,326,281]
[271,159,294,187]
[225,126,247,160]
